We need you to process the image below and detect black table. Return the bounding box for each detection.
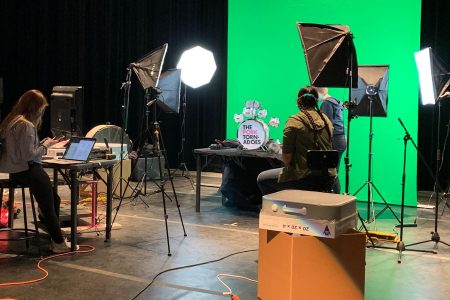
[193,148,282,212]
[43,159,116,251]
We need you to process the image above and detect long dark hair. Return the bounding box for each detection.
[296,86,332,143]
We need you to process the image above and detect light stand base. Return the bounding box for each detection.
[129,171,151,207]
[356,210,435,263]
[405,232,448,251]
[173,162,194,189]
[354,181,401,224]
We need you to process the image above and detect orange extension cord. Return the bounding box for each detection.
[0,245,95,287]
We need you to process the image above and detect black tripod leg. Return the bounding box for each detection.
[371,183,401,223]
[173,163,195,189]
[440,190,450,216]
[357,211,376,248]
[353,182,368,197]
[156,153,171,256]
[112,176,138,225]
[396,241,405,263]
[167,169,187,237]
[129,172,150,207]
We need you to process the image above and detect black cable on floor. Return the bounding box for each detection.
[130,248,257,300]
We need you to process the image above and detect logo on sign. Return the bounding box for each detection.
[323,225,331,236]
[240,124,261,146]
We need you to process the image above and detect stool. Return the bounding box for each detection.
[0,178,41,255]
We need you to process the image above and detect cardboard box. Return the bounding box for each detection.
[258,229,365,300]
[96,158,133,197]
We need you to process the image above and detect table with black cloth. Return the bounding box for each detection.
[193,148,282,212]
[42,159,116,251]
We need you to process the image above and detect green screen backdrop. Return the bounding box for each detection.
[228,0,422,206]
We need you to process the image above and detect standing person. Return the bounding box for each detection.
[317,87,347,194]
[0,89,77,253]
[257,86,336,195]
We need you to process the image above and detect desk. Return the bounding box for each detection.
[43,160,116,251]
[193,148,282,212]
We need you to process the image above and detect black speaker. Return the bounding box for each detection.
[50,86,83,137]
[131,157,166,181]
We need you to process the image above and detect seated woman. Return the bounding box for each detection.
[0,89,77,253]
[257,85,337,195]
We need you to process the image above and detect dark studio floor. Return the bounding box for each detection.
[1,171,450,300]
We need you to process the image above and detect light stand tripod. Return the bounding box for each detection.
[344,34,357,195]
[113,43,168,226]
[149,100,187,256]
[112,66,134,225]
[128,90,156,207]
[173,84,194,188]
[407,99,450,250]
[344,101,355,195]
[353,93,400,224]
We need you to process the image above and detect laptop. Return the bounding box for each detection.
[42,137,96,164]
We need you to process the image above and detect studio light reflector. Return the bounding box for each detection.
[177,46,217,88]
[132,43,168,89]
[156,68,182,113]
[415,47,436,105]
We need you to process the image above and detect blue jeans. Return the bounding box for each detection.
[332,134,347,194]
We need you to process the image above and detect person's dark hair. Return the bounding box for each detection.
[296,85,332,143]
[297,86,319,109]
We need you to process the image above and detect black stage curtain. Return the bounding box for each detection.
[419,0,450,190]
[0,0,227,169]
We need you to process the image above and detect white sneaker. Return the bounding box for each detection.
[50,237,79,253]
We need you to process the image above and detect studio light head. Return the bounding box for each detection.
[131,44,168,90]
[366,85,378,96]
[351,65,389,117]
[177,46,216,88]
[415,47,436,105]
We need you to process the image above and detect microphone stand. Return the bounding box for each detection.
[395,118,435,263]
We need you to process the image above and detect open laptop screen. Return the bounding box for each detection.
[63,138,96,161]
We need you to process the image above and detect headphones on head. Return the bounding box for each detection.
[300,93,318,100]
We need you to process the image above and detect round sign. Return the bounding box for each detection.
[237,119,269,150]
